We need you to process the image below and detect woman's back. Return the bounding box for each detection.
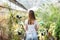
[25,19,38,40]
[25,20,37,33]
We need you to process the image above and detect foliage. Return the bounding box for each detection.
[35,3,60,39]
[7,9,26,40]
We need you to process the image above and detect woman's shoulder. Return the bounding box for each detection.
[25,19,28,24]
[34,20,38,25]
[25,19,28,22]
[34,20,37,22]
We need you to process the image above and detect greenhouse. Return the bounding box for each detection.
[0,0,60,40]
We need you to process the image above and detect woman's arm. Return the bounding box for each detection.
[24,25,28,31]
[35,20,39,31]
[35,24,39,31]
[24,20,28,31]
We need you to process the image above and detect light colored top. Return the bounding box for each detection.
[25,19,38,35]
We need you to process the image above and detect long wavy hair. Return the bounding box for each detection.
[28,10,36,24]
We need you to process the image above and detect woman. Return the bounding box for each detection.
[24,10,38,40]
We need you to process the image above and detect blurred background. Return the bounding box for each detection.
[0,0,60,40]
